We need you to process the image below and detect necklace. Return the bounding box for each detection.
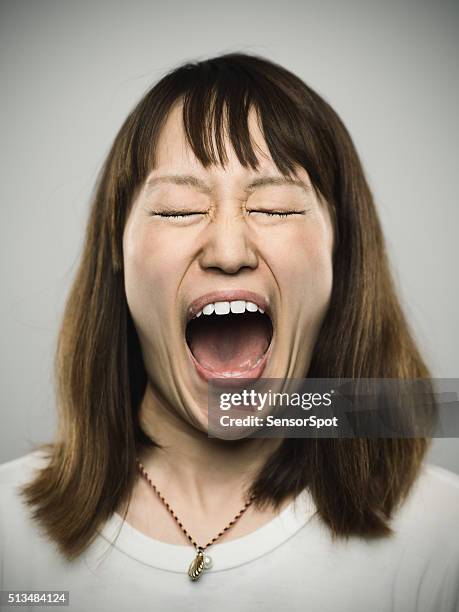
[136,458,256,581]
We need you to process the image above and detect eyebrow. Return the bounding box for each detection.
[144,173,311,195]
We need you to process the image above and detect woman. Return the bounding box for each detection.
[1,52,458,611]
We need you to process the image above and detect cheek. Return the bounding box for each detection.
[267,222,333,307]
[123,225,190,327]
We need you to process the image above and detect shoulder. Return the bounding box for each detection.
[423,462,459,488]
[405,462,459,518]
[0,447,50,489]
[0,447,55,545]
[0,448,66,588]
[391,462,459,558]
[0,448,51,528]
[396,462,459,526]
[423,462,459,493]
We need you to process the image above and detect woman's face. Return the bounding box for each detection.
[123,103,334,430]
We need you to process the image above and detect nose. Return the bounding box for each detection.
[198,209,258,275]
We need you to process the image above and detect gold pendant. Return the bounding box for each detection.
[188,548,213,581]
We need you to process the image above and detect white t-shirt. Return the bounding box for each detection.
[1,450,458,612]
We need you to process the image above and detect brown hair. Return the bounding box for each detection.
[20,52,433,560]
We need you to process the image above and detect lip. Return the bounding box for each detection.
[186,339,273,384]
[186,290,271,322]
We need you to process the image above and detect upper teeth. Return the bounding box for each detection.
[195,300,265,318]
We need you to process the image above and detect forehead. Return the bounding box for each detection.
[153,101,302,181]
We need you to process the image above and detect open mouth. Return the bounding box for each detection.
[185,301,274,380]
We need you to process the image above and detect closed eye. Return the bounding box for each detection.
[249,211,306,218]
[150,211,204,219]
[149,210,307,220]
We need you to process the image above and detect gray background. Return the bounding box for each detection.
[1,0,458,472]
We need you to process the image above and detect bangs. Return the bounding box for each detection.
[133,54,336,203]
[179,60,301,177]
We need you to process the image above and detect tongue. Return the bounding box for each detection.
[189,314,270,373]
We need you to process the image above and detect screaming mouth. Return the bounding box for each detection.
[185,300,273,378]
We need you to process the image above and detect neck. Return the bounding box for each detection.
[136,382,281,511]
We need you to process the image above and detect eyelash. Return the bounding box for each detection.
[151,211,304,219]
[153,212,202,219]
